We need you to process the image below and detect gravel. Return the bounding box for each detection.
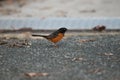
[0,34,120,80]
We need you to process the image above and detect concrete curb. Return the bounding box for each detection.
[0,17,120,30]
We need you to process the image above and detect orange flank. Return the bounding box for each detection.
[49,33,64,43]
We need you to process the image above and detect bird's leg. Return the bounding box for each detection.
[51,42,58,48]
[54,43,58,48]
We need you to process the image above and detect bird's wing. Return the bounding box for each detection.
[47,31,59,39]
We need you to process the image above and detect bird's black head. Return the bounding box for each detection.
[58,27,67,33]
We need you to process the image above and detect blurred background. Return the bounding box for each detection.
[0,0,120,30]
[0,0,120,18]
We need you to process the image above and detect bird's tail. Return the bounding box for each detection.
[32,34,47,38]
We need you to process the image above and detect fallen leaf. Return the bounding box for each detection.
[24,72,49,77]
[79,39,95,43]
[94,68,101,73]
[0,38,8,45]
[0,40,7,45]
[72,57,84,61]
[88,68,104,74]
[92,25,106,32]
[104,53,113,56]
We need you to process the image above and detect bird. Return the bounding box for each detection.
[32,27,67,47]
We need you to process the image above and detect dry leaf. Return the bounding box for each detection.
[104,53,113,56]
[72,57,84,61]
[92,25,106,32]
[0,40,7,45]
[88,68,104,74]
[24,72,49,77]
[94,68,101,73]
[79,39,95,43]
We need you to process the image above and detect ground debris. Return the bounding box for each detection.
[104,53,113,56]
[92,25,106,32]
[79,39,96,43]
[24,72,49,78]
[7,39,31,48]
[88,68,105,74]
[72,57,86,61]
[0,38,31,47]
[0,38,8,45]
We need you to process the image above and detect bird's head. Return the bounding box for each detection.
[58,27,67,33]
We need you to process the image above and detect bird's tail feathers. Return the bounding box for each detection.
[32,34,47,38]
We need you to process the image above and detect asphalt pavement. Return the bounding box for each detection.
[0,33,120,80]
